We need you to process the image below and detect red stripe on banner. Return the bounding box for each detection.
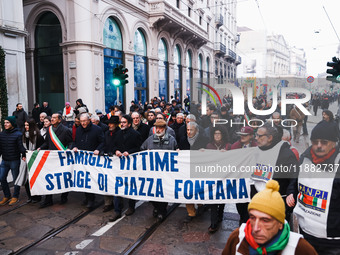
[322,199,327,209]
[29,151,50,189]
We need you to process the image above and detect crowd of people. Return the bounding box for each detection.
[0,91,339,254]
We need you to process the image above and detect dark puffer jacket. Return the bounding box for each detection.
[0,128,26,160]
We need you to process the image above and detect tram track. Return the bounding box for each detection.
[0,201,30,216]
[3,199,179,254]
[12,200,104,255]
[122,203,179,255]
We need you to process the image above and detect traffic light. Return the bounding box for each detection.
[326,57,340,83]
[112,64,128,87]
[112,65,121,87]
[120,66,129,86]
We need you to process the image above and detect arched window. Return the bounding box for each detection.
[158,38,168,101]
[35,12,64,112]
[186,50,192,97]
[134,29,147,104]
[174,45,182,101]
[103,17,123,112]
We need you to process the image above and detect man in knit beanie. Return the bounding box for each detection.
[222,180,317,255]
[0,116,26,206]
[286,120,340,255]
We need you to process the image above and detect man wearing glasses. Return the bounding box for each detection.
[249,122,298,224]
[286,120,340,255]
[148,113,175,139]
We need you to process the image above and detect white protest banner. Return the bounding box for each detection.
[27,150,251,204]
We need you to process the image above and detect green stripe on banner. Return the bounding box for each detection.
[313,197,318,207]
[28,150,39,172]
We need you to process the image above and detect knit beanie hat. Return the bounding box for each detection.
[6,116,17,128]
[248,180,285,224]
[311,120,338,142]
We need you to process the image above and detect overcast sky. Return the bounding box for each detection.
[237,0,340,76]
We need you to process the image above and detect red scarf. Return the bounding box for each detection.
[244,220,267,255]
[310,147,335,164]
[66,106,71,115]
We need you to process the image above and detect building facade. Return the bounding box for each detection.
[0,0,28,114]
[237,27,306,79]
[9,0,240,114]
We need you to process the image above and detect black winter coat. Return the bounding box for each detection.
[40,123,73,150]
[178,134,209,150]
[73,122,104,152]
[12,109,28,129]
[136,122,150,143]
[113,127,141,154]
[40,106,52,116]
[104,127,121,154]
[0,128,26,160]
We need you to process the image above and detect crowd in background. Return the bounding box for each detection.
[1,90,340,254]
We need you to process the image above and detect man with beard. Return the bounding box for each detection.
[148,113,175,138]
[141,119,177,221]
[109,115,141,221]
[287,121,340,255]
[12,103,28,130]
[131,112,150,143]
[38,113,72,208]
[72,113,104,209]
[147,111,156,127]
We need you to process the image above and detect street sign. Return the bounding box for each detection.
[307,76,314,83]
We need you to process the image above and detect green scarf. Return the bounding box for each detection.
[244,219,290,255]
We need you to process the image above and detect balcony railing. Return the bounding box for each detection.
[215,14,223,28]
[214,42,226,55]
[229,49,236,60]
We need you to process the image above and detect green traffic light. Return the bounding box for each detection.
[113,78,121,86]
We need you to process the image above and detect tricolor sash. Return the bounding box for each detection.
[49,126,67,151]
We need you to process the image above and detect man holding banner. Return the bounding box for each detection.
[110,114,141,220]
[72,112,104,209]
[38,113,72,208]
[141,119,177,221]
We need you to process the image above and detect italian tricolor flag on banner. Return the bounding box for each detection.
[28,150,50,189]
[298,192,327,210]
